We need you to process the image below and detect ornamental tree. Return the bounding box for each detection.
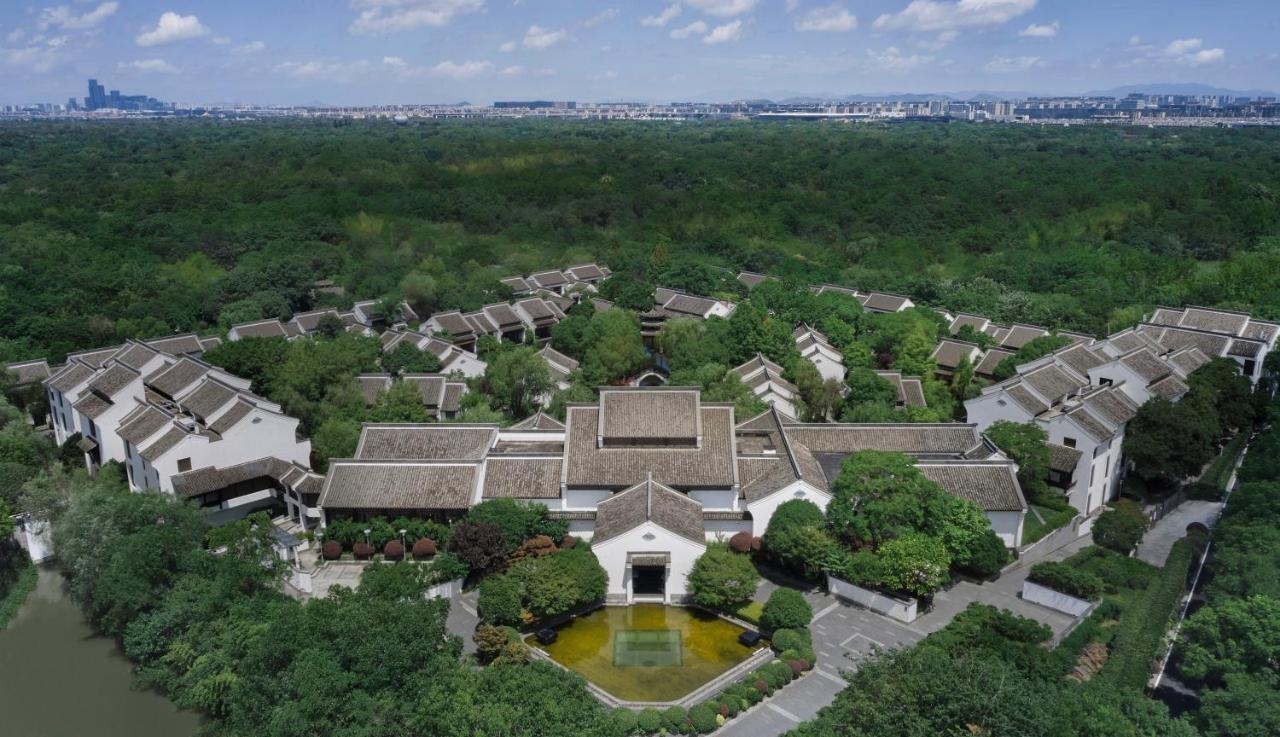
[876,534,951,597]
[688,544,760,610]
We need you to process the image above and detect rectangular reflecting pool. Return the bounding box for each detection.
[531,604,759,702]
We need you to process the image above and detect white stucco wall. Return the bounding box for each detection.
[565,488,612,510]
[152,409,310,494]
[963,391,1035,432]
[1087,363,1152,406]
[984,510,1025,548]
[703,519,751,541]
[592,521,706,603]
[689,489,738,511]
[745,481,831,537]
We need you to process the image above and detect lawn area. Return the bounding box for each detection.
[1022,503,1077,546]
[734,601,763,624]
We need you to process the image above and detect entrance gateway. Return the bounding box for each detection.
[628,552,669,602]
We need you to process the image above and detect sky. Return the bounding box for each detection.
[1,1,1278,106]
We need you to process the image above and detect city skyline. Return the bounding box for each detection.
[1,1,1278,106]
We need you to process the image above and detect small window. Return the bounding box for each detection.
[177,457,192,473]
[1063,437,1077,448]
[1099,377,1113,387]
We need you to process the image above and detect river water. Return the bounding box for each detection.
[0,567,201,736]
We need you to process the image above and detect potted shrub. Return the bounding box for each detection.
[353,542,374,560]
[321,539,342,561]
[384,540,405,561]
[412,538,437,560]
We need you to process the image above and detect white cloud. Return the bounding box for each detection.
[348,0,484,35]
[37,2,118,31]
[523,24,568,50]
[670,20,707,39]
[785,0,800,12]
[136,12,211,47]
[1128,35,1142,46]
[582,9,619,28]
[917,29,957,50]
[866,46,933,72]
[1161,38,1224,66]
[430,59,492,78]
[498,41,517,52]
[702,19,743,44]
[382,56,407,68]
[642,3,682,27]
[501,65,524,75]
[795,4,857,32]
[687,0,758,18]
[984,55,1041,72]
[121,57,180,74]
[232,40,266,55]
[874,0,1036,32]
[1018,21,1057,37]
[5,29,25,44]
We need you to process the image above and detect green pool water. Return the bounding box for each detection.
[532,604,758,702]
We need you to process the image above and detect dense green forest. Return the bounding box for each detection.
[3,119,1280,362]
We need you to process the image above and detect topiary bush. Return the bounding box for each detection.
[412,538,437,560]
[764,660,794,688]
[729,531,753,553]
[1028,561,1104,601]
[477,574,523,626]
[688,703,718,734]
[752,678,770,696]
[610,707,638,736]
[957,529,1010,578]
[321,539,342,560]
[636,707,662,734]
[559,535,578,549]
[383,540,404,561]
[786,659,808,678]
[352,542,374,560]
[660,706,688,734]
[759,588,812,632]
[1093,501,1150,554]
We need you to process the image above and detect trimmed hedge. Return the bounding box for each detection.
[759,588,812,632]
[411,538,437,560]
[1028,561,1104,601]
[1100,539,1196,690]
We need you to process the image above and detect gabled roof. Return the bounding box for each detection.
[1046,443,1083,474]
[320,460,478,510]
[508,412,566,431]
[428,311,476,339]
[974,348,1015,377]
[1118,347,1172,383]
[112,342,160,371]
[482,302,523,328]
[998,324,1049,350]
[736,271,775,289]
[593,476,705,545]
[1004,382,1049,415]
[1054,343,1107,376]
[1021,363,1084,404]
[146,357,211,398]
[949,313,991,335]
[500,276,531,292]
[46,361,95,393]
[354,424,495,461]
[875,371,927,408]
[230,319,289,339]
[356,374,393,405]
[139,425,193,462]
[117,404,172,446]
[598,388,700,443]
[862,292,911,313]
[540,344,580,373]
[482,456,564,499]
[289,309,342,333]
[208,399,256,435]
[528,270,569,288]
[564,402,736,489]
[1166,347,1210,376]
[145,334,205,356]
[566,263,607,281]
[5,359,51,385]
[931,339,981,370]
[1148,374,1190,400]
[916,460,1026,512]
[178,378,236,420]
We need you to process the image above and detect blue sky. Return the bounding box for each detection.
[2,1,1277,105]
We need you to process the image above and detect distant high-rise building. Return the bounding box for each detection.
[85,79,107,110]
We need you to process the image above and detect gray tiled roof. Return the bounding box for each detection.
[355,424,495,461]
[209,399,255,435]
[1082,387,1138,426]
[566,264,607,281]
[862,293,910,312]
[87,362,140,398]
[1147,375,1190,400]
[320,460,478,510]
[565,405,736,489]
[72,392,113,419]
[737,271,774,288]
[508,412,566,431]
[664,293,719,316]
[66,346,121,369]
[593,477,705,545]
[172,456,294,499]
[146,358,211,398]
[517,298,556,323]
[916,461,1026,512]
[1178,307,1250,335]
[1228,339,1263,358]
[1166,348,1210,376]
[483,302,523,328]
[540,344,580,372]
[113,342,159,371]
[999,324,1049,350]
[1063,406,1113,442]
[781,423,981,456]
[974,349,1014,377]
[931,339,980,370]
[1046,443,1082,474]
[429,311,475,338]
[117,405,171,446]
[1119,348,1172,383]
[231,319,289,339]
[356,374,393,405]
[501,276,531,292]
[5,360,51,385]
[599,389,700,442]
[949,313,990,335]
[1021,364,1084,403]
[1054,343,1106,376]
[1242,320,1279,342]
[482,456,564,499]
[139,426,190,461]
[1005,382,1049,415]
[1144,325,1230,357]
[146,334,204,355]
[179,379,235,419]
[45,362,95,393]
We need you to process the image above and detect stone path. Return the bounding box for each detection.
[1135,500,1223,566]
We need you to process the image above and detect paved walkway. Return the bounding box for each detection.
[1135,500,1223,566]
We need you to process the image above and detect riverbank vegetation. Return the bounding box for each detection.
[3,121,1280,364]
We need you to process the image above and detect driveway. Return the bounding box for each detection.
[717,597,923,737]
[1136,500,1223,567]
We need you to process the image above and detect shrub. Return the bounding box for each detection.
[412,538,437,560]
[509,546,609,620]
[688,544,761,611]
[610,708,638,736]
[771,628,809,654]
[876,534,951,597]
[473,623,509,663]
[477,574,523,626]
[764,660,794,687]
[466,499,567,551]
[559,535,577,550]
[729,531,753,553]
[752,678,770,696]
[719,697,740,718]
[760,588,812,632]
[383,540,404,561]
[787,659,808,677]
[688,704,717,734]
[742,681,764,703]
[321,540,342,560]
[352,542,374,560]
[512,534,557,562]
[1093,501,1149,554]
[957,529,1010,578]
[1028,562,1104,601]
[636,708,662,734]
[448,521,508,573]
[660,706,688,733]
[1186,481,1225,502]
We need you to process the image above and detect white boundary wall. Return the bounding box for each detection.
[827,574,919,623]
[1021,580,1094,617]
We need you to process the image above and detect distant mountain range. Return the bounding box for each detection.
[765,83,1278,104]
